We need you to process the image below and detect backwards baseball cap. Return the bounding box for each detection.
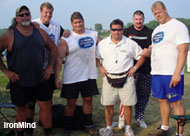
[15,5,30,16]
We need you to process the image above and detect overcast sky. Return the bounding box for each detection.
[0,0,190,30]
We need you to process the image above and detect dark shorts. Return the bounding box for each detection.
[152,75,184,102]
[47,74,57,91]
[61,79,99,99]
[10,81,52,106]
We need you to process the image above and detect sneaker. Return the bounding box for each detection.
[125,127,135,136]
[99,128,113,136]
[85,127,98,136]
[118,119,125,129]
[148,128,169,136]
[136,119,147,128]
[62,129,71,136]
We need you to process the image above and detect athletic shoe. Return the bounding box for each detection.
[99,128,113,136]
[125,127,135,136]
[118,119,125,129]
[136,119,147,128]
[148,128,169,136]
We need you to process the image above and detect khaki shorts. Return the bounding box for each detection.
[101,75,137,106]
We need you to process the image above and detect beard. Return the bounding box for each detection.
[21,21,30,26]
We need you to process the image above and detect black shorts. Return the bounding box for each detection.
[47,74,57,91]
[10,81,52,106]
[61,79,99,99]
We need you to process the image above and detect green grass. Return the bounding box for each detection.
[0,68,190,136]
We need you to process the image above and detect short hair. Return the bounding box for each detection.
[110,19,123,29]
[70,12,84,22]
[133,10,144,18]
[40,2,54,11]
[151,1,166,11]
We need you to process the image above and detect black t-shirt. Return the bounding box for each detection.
[123,25,153,74]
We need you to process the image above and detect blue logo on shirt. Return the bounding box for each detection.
[78,37,94,49]
[152,31,164,44]
[49,33,55,42]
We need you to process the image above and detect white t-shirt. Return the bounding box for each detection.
[33,18,61,69]
[151,19,190,75]
[96,35,142,73]
[62,30,98,84]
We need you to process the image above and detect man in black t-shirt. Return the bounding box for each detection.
[118,10,153,129]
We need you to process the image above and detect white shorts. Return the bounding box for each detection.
[101,75,137,106]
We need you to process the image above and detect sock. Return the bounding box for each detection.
[125,125,131,130]
[17,130,25,136]
[64,116,73,130]
[26,118,33,123]
[84,113,93,127]
[179,134,184,136]
[106,126,112,130]
[161,125,169,131]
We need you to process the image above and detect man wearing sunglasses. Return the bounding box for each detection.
[118,10,153,129]
[0,5,57,136]
[96,19,146,136]
[25,2,65,135]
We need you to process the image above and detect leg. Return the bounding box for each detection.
[135,74,151,120]
[16,105,27,132]
[37,100,52,134]
[105,105,114,126]
[82,96,93,115]
[171,100,185,134]
[158,98,171,126]
[123,106,132,125]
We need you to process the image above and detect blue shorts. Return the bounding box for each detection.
[152,75,184,102]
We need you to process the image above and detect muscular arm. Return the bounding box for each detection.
[55,39,69,89]
[170,43,189,88]
[0,29,19,82]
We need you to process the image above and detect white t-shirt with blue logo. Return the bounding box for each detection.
[151,19,190,75]
[33,18,61,69]
[62,30,98,84]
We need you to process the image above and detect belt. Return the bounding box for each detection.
[108,71,128,76]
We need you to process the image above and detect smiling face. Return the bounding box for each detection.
[16,9,31,27]
[71,18,85,34]
[40,7,53,24]
[110,24,123,42]
[133,14,144,30]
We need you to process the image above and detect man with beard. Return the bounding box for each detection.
[0,5,57,136]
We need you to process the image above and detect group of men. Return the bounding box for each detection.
[0,1,189,136]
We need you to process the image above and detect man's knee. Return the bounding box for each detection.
[83,97,93,106]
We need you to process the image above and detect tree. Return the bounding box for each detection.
[126,22,133,28]
[95,23,103,32]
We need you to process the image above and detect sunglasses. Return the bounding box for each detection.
[111,28,123,31]
[17,12,30,17]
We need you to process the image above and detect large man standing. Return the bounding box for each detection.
[144,1,189,136]
[55,12,99,136]
[118,10,153,129]
[0,6,57,136]
[25,3,64,134]
[96,19,146,136]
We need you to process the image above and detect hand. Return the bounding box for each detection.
[126,67,136,76]
[100,66,107,77]
[44,65,53,80]
[55,78,62,90]
[140,46,152,57]
[169,74,181,88]
[62,30,71,38]
[4,70,19,83]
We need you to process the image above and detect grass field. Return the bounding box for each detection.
[0,69,190,136]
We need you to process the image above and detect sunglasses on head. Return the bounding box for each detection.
[111,28,123,31]
[17,12,30,17]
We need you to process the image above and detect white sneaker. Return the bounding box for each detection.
[125,127,135,136]
[118,119,125,129]
[136,119,147,128]
[99,128,113,136]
